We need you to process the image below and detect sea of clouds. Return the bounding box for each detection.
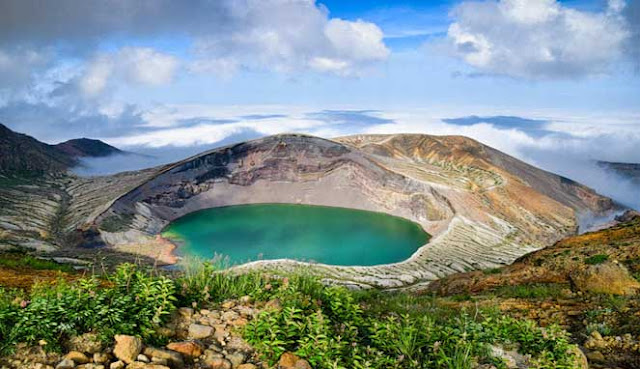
[72,105,640,211]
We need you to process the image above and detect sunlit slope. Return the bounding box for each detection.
[88,133,616,288]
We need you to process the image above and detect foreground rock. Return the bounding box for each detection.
[277,352,311,369]
[570,262,640,295]
[113,336,142,364]
[0,298,269,369]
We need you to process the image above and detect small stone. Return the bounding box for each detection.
[179,308,194,318]
[150,358,169,366]
[136,354,150,363]
[277,352,311,369]
[110,362,125,369]
[226,337,252,353]
[210,324,228,344]
[236,365,256,369]
[264,299,281,311]
[156,327,176,338]
[204,349,224,359]
[56,359,76,369]
[204,358,232,369]
[65,351,90,364]
[221,311,239,322]
[188,324,214,339]
[230,318,248,327]
[221,301,235,310]
[586,351,606,363]
[93,353,110,365]
[143,347,184,368]
[166,341,204,357]
[125,363,170,369]
[239,296,251,305]
[226,352,246,367]
[590,331,603,341]
[67,333,104,354]
[113,335,143,364]
[566,346,589,369]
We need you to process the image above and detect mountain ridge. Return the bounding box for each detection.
[54,137,123,158]
[0,128,622,289]
[0,123,123,173]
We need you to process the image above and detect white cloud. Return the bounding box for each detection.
[324,19,389,62]
[119,48,178,86]
[447,0,631,79]
[0,47,51,96]
[79,47,179,97]
[190,1,389,77]
[80,56,112,97]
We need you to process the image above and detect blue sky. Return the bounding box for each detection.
[0,0,637,134]
[0,0,639,208]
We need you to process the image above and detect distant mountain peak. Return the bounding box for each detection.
[0,123,124,173]
[55,138,123,158]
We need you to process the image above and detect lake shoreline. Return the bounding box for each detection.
[161,203,429,266]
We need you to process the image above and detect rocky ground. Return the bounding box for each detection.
[425,212,640,368]
[0,297,311,369]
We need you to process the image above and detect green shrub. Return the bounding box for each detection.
[0,262,582,368]
[244,282,579,369]
[0,264,176,353]
[585,254,609,265]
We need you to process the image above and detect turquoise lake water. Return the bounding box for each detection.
[162,204,430,266]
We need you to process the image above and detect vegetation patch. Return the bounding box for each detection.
[585,254,609,265]
[492,283,567,299]
[0,262,584,368]
[0,252,75,273]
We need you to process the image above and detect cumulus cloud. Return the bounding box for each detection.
[78,47,179,97]
[189,1,389,76]
[446,0,631,79]
[0,0,389,88]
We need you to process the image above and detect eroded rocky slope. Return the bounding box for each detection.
[78,133,617,288]
[0,129,620,288]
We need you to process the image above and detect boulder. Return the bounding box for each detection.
[142,347,184,368]
[567,346,589,369]
[166,341,204,358]
[203,358,232,369]
[93,353,110,365]
[113,335,143,364]
[488,345,524,369]
[67,333,104,354]
[56,359,76,369]
[110,361,125,369]
[586,351,606,363]
[64,351,90,364]
[188,324,214,339]
[278,352,311,369]
[570,262,640,295]
[226,352,246,367]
